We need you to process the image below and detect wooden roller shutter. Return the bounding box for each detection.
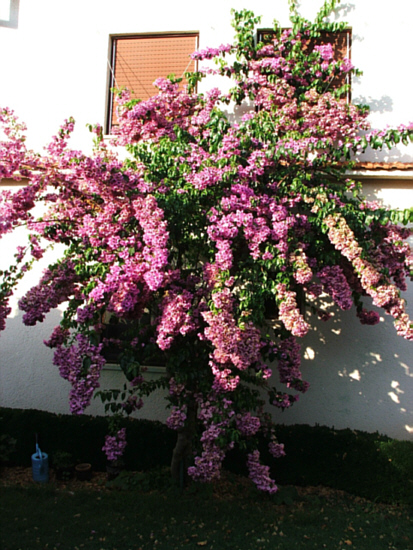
[108,33,199,131]
[308,31,351,95]
[257,29,352,99]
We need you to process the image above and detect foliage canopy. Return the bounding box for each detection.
[0,0,412,491]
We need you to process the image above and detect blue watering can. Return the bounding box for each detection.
[31,443,49,483]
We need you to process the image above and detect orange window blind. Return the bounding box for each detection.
[108,33,199,131]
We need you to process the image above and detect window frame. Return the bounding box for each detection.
[100,311,167,375]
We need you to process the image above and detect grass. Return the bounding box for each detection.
[1,469,412,550]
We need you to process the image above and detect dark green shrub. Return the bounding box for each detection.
[1,408,412,504]
[377,440,413,479]
[0,428,17,465]
[225,424,413,505]
[0,407,175,471]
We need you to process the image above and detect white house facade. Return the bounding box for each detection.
[0,0,412,440]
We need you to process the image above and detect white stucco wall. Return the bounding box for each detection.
[0,0,412,439]
[271,178,413,440]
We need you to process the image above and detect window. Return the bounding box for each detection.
[107,32,199,133]
[257,29,352,100]
[101,311,166,370]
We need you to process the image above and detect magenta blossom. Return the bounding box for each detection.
[102,428,127,462]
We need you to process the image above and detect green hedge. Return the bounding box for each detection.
[269,425,413,504]
[1,407,412,504]
[225,424,413,505]
[0,407,175,471]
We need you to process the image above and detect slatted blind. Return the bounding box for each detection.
[308,31,351,93]
[108,33,199,131]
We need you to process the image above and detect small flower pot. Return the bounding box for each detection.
[75,463,92,481]
[55,466,74,481]
[53,451,74,481]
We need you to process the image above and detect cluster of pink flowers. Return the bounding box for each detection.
[0,183,41,237]
[317,265,353,310]
[132,196,169,291]
[0,297,11,332]
[188,395,234,482]
[357,308,380,326]
[52,334,106,414]
[121,394,144,414]
[168,377,185,397]
[314,43,334,61]
[44,325,70,348]
[210,361,240,392]
[166,405,187,430]
[102,428,127,462]
[191,44,233,60]
[114,85,195,145]
[236,412,261,437]
[269,441,286,459]
[156,288,196,350]
[271,390,300,410]
[18,261,79,326]
[372,223,411,292]
[247,450,278,494]
[276,283,309,337]
[276,336,309,393]
[291,249,313,284]
[325,214,412,339]
[188,443,226,482]
[202,288,266,378]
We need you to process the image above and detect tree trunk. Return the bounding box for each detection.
[170,399,197,485]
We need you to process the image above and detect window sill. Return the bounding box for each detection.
[347,169,413,180]
[103,363,166,376]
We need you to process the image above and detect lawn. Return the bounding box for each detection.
[0,467,411,550]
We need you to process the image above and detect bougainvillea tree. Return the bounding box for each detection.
[0,0,412,492]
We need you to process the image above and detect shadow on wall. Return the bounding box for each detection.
[356,147,413,164]
[350,90,413,163]
[0,0,19,29]
[1,279,411,438]
[331,0,355,18]
[270,297,413,441]
[353,95,393,115]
